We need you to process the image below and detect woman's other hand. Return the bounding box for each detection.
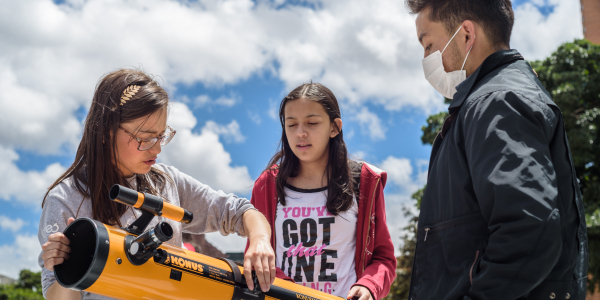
[347,285,373,300]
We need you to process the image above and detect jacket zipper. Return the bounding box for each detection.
[422,213,481,241]
[361,178,379,273]
[469,250,480,285]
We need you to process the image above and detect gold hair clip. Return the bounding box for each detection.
[120,85,141,106]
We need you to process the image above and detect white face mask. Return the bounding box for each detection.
[422,26,474,99]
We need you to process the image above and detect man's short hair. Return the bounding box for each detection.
[407,0,514,48]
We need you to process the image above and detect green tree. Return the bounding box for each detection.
[421,111,449,145]
[385,188,423,300]
[530,39,600,290]
[386,39,600,298]
[0,270,44,300]
[14,270,41,292]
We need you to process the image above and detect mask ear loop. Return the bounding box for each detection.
[442,25,463,54]
[461,33,475,71]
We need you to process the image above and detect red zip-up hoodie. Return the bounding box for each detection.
[245,163,397,299]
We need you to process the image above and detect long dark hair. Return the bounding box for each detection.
[266,83,360,216]
[42,69,172,226]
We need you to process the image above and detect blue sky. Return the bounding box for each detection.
[0,0,583,278]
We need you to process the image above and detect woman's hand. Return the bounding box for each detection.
[347,285,373,300]
[242,210,276,292]
[41,217,74,271]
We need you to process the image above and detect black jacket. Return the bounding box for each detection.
[408,50,588,300]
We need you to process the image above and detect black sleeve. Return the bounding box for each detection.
[462,91,562,300]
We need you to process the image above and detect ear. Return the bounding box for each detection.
[330,118,343,138]
[461,20,476,53]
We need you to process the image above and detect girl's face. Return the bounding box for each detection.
[284,97,342,166]
[115,109,168,177]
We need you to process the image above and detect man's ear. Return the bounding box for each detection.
[461,20,476,53]
[330,118,343,138]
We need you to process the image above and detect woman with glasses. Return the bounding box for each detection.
[37,69,275,300]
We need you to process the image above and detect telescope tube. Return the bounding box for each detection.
[109,184,193,223]
[55,218,344,300]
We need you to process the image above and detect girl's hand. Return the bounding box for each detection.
[244,236,276,292]
[242,209,276,292]
[41,217,74,271]
[347,285,373,300]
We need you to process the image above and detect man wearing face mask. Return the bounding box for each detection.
[406,1,588,300]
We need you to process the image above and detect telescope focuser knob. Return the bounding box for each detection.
[129,242,142,256]
[129,222,173,259]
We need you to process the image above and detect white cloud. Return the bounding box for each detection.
[161,102,254,195]
[382,157,415,190]
[0,0,445,158]
[0,146,66,205]
[0,0,581,158]
[203,120,246,143]
[0,216,27,233]
[0,234,41,279]
[378,156,428,254]
[194,94,238,108]
[380,156,429,193]
[511,0,583,61]
[0,67,82,155]
[352,107,387,141]
[268,99,280,121]
[529,0,548,6]
[248,111,262,125]
[270,0,443,113]
[0,0,271,155]
[162,102,253,252]
[357,24,403,66]
[352,150,366,161]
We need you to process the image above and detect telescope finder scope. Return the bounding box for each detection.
[109,184,193,224]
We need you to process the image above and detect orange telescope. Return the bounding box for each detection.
[54,185,342,300]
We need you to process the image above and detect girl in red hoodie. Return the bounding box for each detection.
[246,83,396,300]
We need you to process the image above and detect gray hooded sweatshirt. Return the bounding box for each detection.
[38,163,254,299]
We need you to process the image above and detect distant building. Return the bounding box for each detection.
[581,0,600,44]
[0,274,16,285]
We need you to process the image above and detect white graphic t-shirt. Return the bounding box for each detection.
[275,184,358,297]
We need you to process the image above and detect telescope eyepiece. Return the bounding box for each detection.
[109,185,140,206]
[155,222,173,242]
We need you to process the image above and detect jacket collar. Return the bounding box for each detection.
[448,49,524,113]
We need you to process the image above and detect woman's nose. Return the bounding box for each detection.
[148,141,162,155]
[296,124,308,138]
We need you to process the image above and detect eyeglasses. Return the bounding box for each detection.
[119,125,176,151]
